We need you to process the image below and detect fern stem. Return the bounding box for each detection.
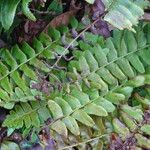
[51,18,100,68]
[58,134,107,150]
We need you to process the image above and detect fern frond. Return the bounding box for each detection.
[47,23,150,138]
[22,0,36,21]
[102,0,149,31]
[67,24,150,93]
[0,29,71,109]
[112,104,150,149]
[3,101,49,129]
[0,19,150,149]
[0,0,37,30]
[1,141,20,150]
[0,0,21,30]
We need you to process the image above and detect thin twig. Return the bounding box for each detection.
[50,18,100,70]
[30,9,57,15]
[58,134,107,150]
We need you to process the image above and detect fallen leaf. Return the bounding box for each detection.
[143,13,150,21]
[16,19,47,43]
[43,0,81,33]
[43,10,79,33]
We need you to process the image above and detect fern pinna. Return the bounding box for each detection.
[103,0,149,31]
[1,18,150,149]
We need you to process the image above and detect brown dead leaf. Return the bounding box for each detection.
[43,9,80,33]
[43,0,81,33]
[143,13,150,21]
[16,19,47,43]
